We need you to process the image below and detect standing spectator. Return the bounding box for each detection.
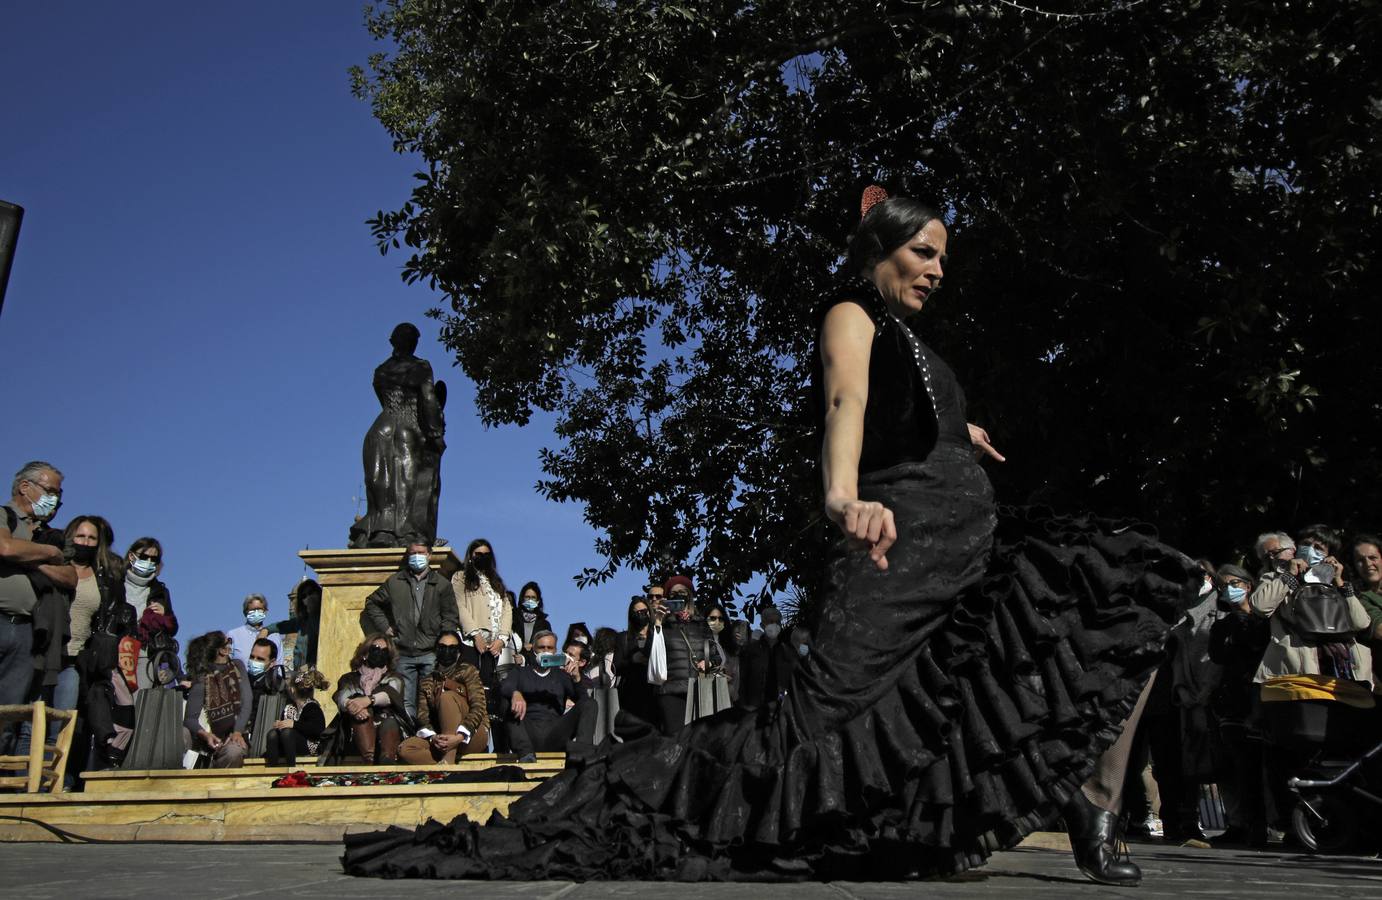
[264,666,329,767]
[454,538,511,740]
[360,542,458,717]
[183,631,252,768]
[508,581,552,663]
[123,537,176,689]
[1253,526,1374,834]
[1208,564,1271,848]
[334,634,409,764]
[1,462,75,760]
[399,631,488,764]
[647,575,714,733]
[736,603,795,711]
[227,594,280,664]
[59,516,124,711]
[500,630,596,763]
[724,619,752,704]
[1351,534,1382,649]
[614,594,658,726]
[262,578,322,670]
[1252,530,1296,576]
[564,622,593,651]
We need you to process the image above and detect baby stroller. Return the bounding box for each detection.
[1288,732,1382,854]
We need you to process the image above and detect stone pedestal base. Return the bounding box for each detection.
[299,547,462,690]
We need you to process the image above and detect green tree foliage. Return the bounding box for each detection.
[352,0,1382,614]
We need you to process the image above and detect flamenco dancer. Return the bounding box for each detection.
[343,188,1197,886]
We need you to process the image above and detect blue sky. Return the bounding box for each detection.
[2,3,648,645]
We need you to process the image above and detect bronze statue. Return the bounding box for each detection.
[349,323,447,548]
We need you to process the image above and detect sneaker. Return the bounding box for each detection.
[517,752,538,764]
[1143,814,1164,838]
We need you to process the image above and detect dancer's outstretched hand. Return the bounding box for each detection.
[826,496,897,571]
[967,423,1005,462]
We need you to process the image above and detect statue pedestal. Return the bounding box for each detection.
[299,547,462,690]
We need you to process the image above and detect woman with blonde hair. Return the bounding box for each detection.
[334,633,409,764]
[266,665,331,767]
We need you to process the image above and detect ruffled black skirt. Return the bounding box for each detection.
[343,445,1197,881]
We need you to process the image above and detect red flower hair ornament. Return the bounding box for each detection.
[859,185,889,221]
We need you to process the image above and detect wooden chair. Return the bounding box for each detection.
[0,702,78,792]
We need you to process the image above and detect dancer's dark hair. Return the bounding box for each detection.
[847,195,943,275]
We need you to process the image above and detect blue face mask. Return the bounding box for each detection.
[245,610,266,627]
[1225,585,1247,604]
[1298,545,1325,567]
[521,599,540,611]
[407,553,430,573]
[247,660,266,676]
[130,558,157,577]
[30,490,58,519]
[797,644,810,658]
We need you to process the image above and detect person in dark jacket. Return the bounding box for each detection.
[647,575,714,734]
[508,581,553,664]
[360,542,459,717]
[735,604,796,711]
[261,578,322,671]
[124,537,176,689]
[500,630,596,762]
[264,665,329,767]
[614,594,658,726]
[1208,563,1272,847]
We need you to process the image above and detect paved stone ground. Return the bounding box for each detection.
[0,840,1379,899]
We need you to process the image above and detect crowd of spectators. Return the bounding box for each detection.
[3,458,1380,856]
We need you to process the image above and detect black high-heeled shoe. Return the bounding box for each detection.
[1063,792,1142,887]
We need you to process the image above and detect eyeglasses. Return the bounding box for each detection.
[136,552,161,562]
[668,590,692,599]
[27,480,62,498]
[706,615,725,622]
[1266,546,1293,558]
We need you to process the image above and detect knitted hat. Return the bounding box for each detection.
[663,575,694,594]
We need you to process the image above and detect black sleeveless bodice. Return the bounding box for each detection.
[811,288,971,474]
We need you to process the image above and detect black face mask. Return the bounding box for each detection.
[72,545,97,565]
[470,553,494,571]
[435,645,461,668]
[365,647,390,668]
[632,609,651,626]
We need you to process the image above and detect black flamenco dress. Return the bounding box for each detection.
[343,291,1199,881]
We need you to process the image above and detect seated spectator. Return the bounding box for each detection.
[1208,563,1270,848]
[228,593,280,664]
[264,666,329,767]
[333,634,409,764]
[564,637,597,697]
[182,631,252,769]
[500,630,596,763]
[508,581,552,663]
[614,594,658,726]
[124,537,176,689]
[86,634,140,769]
[399,631,488,764]
[647,575,715,733]
[246,637,289,757]
[262,578,322,670]
[1351,534,1382,650]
